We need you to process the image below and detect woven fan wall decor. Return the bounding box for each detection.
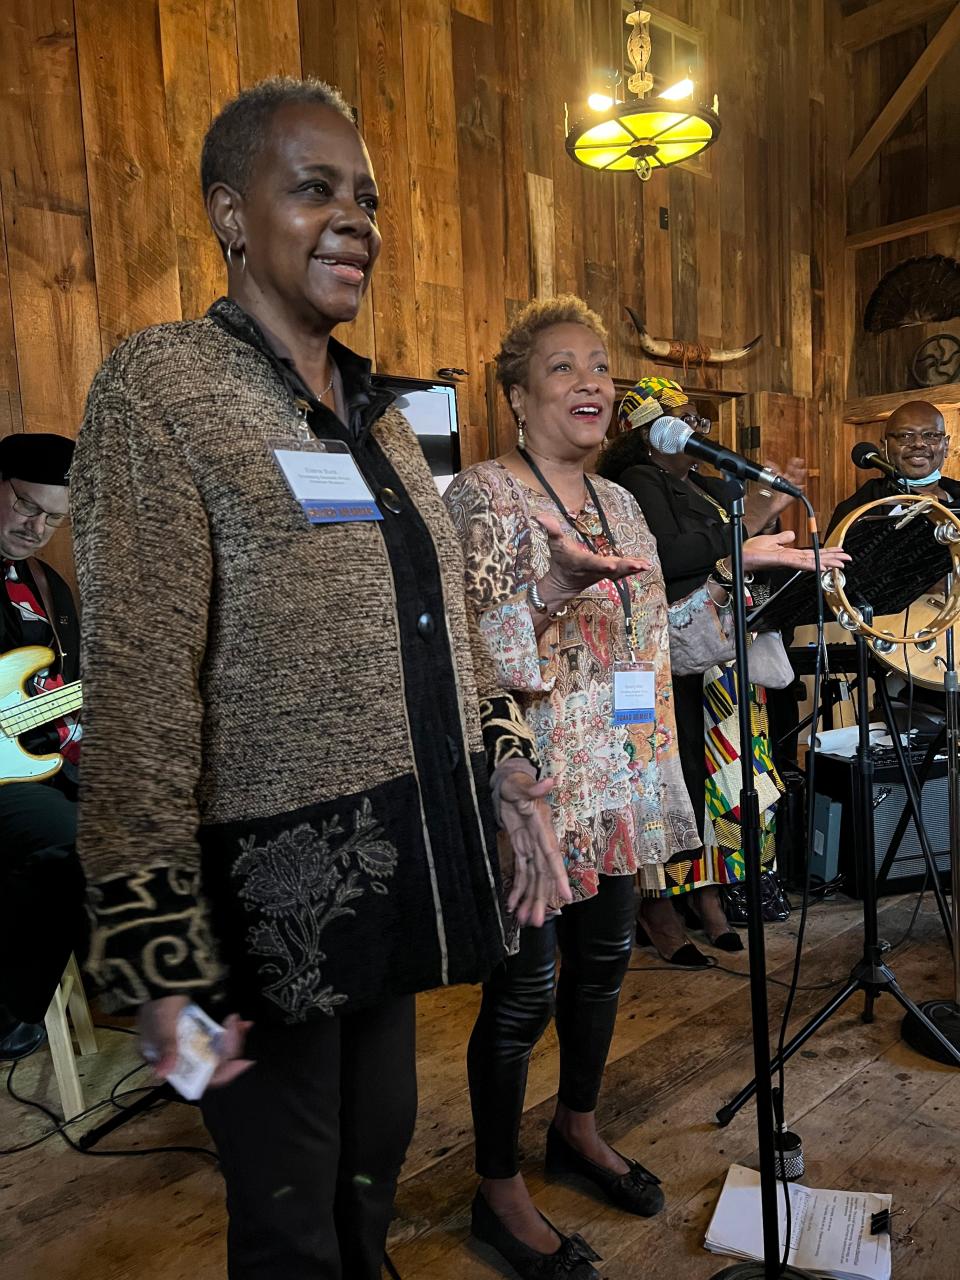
[863,254,960,332]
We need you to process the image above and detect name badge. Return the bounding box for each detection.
[271,439,383,524]
[612,660,656,725]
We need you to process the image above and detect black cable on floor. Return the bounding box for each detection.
[1,1028,216,1163]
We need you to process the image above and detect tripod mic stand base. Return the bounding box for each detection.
[902,999,960,1067]
[709,1266,818,1278]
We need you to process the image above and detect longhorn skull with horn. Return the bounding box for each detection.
[625,307,762,365]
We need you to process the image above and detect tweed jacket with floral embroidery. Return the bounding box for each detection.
[71,299,537,1022]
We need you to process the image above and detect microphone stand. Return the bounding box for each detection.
[902,565,960,1061]
[710,486,814,1280]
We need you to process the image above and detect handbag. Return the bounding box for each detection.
[745,630,795,690]
[669,592,794,689]
[722,871,792,924]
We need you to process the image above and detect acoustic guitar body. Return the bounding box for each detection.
[0,645,65,784]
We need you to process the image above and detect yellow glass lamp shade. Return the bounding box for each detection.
[566,101,720,177]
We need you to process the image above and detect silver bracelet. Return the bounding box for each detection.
[528,579,568,618]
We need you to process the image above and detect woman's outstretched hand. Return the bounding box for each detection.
[741,530,850,574]
[535,513,651,603]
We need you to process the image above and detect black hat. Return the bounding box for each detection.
[0,433,74,487]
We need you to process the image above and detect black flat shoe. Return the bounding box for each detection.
[0,1020,46,1062]
[545,1125,665,1218]
[635,923,710,967]
[471,1190,602,1279]
[710,930,744,953]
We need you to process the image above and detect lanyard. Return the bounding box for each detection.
[517,447,638,651]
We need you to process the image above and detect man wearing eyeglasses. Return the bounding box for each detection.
[828,401,960,534]
[0,432,87,1061]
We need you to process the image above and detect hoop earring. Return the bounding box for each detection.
[226,241,246,273]
[516,417,526,450]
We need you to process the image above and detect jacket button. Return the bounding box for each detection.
[380,487,402,514]
[417,612,435,638]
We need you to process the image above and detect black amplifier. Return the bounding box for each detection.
[810,750,952,897]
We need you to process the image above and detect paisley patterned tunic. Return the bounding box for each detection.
[446,460,705,902]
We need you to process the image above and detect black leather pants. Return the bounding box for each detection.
[468,874,635,1179]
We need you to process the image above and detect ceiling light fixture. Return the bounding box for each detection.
[566,6,719,181]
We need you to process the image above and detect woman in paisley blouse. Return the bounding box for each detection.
[444,296,834,1279]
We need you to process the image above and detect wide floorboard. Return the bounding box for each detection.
[2,894,958,1278]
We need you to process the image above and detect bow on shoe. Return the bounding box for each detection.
[622,1156,661,1188]
[536,1233,602,1275]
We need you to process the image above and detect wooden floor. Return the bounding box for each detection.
[2,894,959,1279]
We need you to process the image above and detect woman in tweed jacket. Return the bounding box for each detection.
[70,79,569,1280]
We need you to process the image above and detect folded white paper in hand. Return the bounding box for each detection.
[142,1003,227,1101]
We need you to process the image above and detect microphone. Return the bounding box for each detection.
[851,440,902,482]
[648,415,802,496]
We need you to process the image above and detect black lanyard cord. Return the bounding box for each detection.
[517,447,637,650]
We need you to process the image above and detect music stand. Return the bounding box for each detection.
[718,511,960,1129]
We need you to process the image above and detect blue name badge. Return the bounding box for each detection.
[612,661,656,725]
[272,440,383,523]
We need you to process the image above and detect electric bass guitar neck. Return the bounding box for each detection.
[0,645,82,784]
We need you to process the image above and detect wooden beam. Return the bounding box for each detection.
[841,0,954,53]
[844,384,960,424]
[847,3,960,186]
[846,203,960,250]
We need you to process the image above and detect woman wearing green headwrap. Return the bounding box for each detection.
[598,376,810,962]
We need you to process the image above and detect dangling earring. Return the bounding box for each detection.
[517,417,526,450]
[226,241,246,273]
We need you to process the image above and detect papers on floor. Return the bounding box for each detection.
[705,1164,892,1280]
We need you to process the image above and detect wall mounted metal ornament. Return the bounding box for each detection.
[912,332,960,386]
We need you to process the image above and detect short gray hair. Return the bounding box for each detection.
[200,76,356,198]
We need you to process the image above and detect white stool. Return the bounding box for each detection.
[43,953,98,1119]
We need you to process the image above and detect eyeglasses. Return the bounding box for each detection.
[6,479,70,528]
[885,431,948,448]
[678,409,713,434]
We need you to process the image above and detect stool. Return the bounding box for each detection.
[43,953,97,1119]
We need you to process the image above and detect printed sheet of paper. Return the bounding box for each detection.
[705,1164,892,1280]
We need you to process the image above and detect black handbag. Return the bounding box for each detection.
[721,871,792,924]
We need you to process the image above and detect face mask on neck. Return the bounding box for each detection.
[903,468,942,487]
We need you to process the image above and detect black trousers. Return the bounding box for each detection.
[468,874,635,1179]
[0,779,87,1023]
[200,995,417,1280]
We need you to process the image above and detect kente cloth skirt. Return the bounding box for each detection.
[657,663,783,897]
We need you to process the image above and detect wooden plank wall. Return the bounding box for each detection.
[847,5,960,399]
[0,0,853,589]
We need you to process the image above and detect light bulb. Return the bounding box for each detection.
[587,92,614,112]
[659,78,694,101]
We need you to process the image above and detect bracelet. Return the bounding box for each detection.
[713,557,733,585]
[528,578,569,618]
[707,577,733,608]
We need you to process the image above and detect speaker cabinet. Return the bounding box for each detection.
[811,750,952,897]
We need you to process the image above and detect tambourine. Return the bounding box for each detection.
[822,494,960,652]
